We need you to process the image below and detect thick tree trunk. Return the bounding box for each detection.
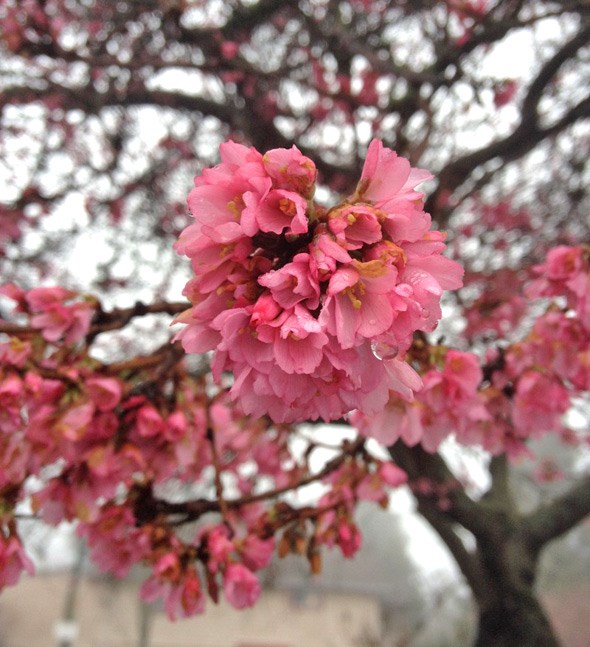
[475,594,559,647]
[387,445,587,647]
[471,520,561,646]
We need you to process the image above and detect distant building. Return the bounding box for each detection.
[0,505,480,646]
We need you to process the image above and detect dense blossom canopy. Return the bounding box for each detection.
[1,1,590,643]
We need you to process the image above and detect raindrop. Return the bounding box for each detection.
[371,340,399,361]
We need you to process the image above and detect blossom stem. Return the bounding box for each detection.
[207,412,229,522]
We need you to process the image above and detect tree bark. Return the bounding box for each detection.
[473,532,559,647]
[387,444,581,646]
[475,597,558,647]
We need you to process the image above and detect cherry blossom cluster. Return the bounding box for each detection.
[0,520,34,590]
[527,244,590,331]
[0,295,408,613]
[353,348,491,453]
[1,242,589,615]
[354,245,590,458]
[175,139,463,422]
[0,284,94,344]
[462,269,528,340]
[77,506,275,618]
[496,245,590,446]
[0,327,274,605]
[354,343,569,459]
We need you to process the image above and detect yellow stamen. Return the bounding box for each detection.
[352,258,388,278]
[227,195,245,219]
[279,197,297,216]
[345,286,363,310]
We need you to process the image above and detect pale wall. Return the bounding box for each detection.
[0,573,383,647]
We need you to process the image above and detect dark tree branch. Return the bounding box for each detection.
[220,0,300,37]
[413,497,489,605]
[482,455,513,511]
[521,23,590,119]
[388,442,496,538]
[523,473,590,555]
[428,24,590,220]
[146,436,366,526]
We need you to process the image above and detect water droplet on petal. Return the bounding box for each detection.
[371,340,399,361]
[368,319,377,326]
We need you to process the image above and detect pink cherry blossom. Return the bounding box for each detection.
[262,145,317,197]
[527,245,590,330]
[141,564,205,620]
[378,462,408,487]
[238,535,275,571]
[358,139,432,207]
[327,204,382,249]
[354,350,489,452]
[242,186,309,236]
[223,563,261,609]
[0,533,34,590]
[2,285,94,343]
[205,525,235,573]
[336,520,362,558]
[0,338,32,368]
[135,405,165,438]
[257,252,320,309]
[321,260,398,349]
[512,371,570,438]
[353,398,423,447]
[77,505,151,577]
[25,286,73,311]
[0,373,24,434]
[85,377,122,412]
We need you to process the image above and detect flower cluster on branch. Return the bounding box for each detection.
[355,244,590,458]
[0,280,403,615]
[174,139,463,422]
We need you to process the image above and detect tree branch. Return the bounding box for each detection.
[521,24,590,119]
[0,300,189,339]
[147,436,366,525]
[414,498,489,605]
[388,442,494,538]
[428,24,590,219]
[523,473,590,554]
